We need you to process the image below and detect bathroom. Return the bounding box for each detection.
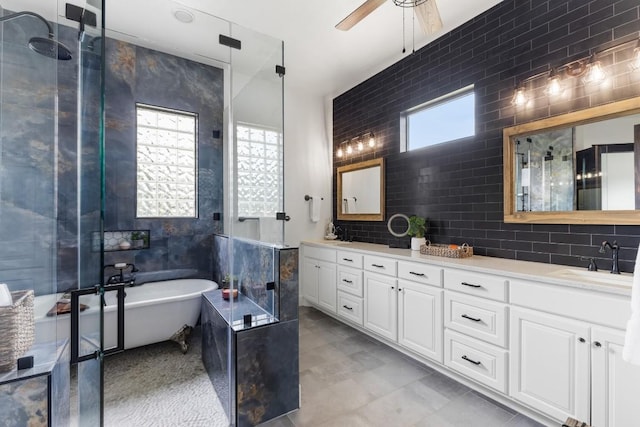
[1,0,640,426]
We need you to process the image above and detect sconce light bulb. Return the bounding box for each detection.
[368,133,375,148]
[583,59,606,84]
[357,141,364,151]
[630,47,640,71]
[511,87,527,107]
[337,147,343,158]
[346,145,353,154]
[546,74,562,96]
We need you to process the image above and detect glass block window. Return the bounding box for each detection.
[136,104,197,218]
[236,123,283,217]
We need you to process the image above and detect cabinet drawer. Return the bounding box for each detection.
[337,292,363,326]
[444,292,508,348]
[303,245,336,263]
[337,266,363,297]
[444,269,508,302]
[337,251,363,268]
[364,255,397,276]
[444,329,508,394]
[398,261,442,287]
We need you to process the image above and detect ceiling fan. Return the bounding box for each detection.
[336,0,443,35]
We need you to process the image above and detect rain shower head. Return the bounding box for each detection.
[0,11,72,60]
[28,36,72,60]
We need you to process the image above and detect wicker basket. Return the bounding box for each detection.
[420,241,473,258]
[0,290,35,372]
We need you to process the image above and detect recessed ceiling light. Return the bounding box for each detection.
[173,9,194,24]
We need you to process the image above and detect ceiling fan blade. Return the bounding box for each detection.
[336,0,387,31]
[415,0,443,35]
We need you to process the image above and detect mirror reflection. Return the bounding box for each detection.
[513,114,638,212]
[337,158,385,221]
[504,96,640,224]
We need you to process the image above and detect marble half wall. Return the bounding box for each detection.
[212,234,299,320]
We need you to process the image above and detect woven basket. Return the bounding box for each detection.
[0,290,35,372]
[420,241,473,258]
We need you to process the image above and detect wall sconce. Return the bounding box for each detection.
[512,35,640,107]
[583,55,606,84]
[545,68,563,96]
[511,85,528,107]
[630,39,640,70]
[336,132,379,158]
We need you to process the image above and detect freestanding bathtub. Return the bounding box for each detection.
[34,278,218,350]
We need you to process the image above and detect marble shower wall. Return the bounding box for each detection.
[101,39,224,281]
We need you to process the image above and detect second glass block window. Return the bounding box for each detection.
[236,123,283,217]
[136,104,198,218]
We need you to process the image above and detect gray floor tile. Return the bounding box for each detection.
[419,390,515,427]
[503,414,549,427]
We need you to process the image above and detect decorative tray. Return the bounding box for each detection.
[420,241,473,258]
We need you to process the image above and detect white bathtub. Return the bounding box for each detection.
[34,279,218,350]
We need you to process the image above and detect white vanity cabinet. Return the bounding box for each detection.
[301,246,337,313]
[510,306,590,422]
[398,278,443,363]
[364,272,398,341]
[299,241,637,427]
[591,327,640,427]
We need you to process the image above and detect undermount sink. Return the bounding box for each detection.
[549,268,633,288]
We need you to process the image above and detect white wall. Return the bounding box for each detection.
[283,88,334,247]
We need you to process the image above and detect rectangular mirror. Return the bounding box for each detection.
[337,158,385,221]
[503,96,640,224]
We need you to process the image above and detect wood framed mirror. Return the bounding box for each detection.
[503,96,640,224]
[337,158,385,221]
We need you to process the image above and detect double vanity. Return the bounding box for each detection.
[300,240,640,426]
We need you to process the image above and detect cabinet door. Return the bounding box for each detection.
[364,272,397,341]
[317,260,337,313]
[592,327,640,427]
[302,257,319,304]
[510,307,590,423]
[398,280,443,363]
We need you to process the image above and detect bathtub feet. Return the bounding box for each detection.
[170,324,193,354]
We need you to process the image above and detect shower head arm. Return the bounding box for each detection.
[0,11,54,38]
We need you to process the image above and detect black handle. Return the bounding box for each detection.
[461,282,482,288]
[461,314,482,322]
[462,355,481,365]
[342,279,353,284]
[409,271,425,277]
[391,286,395,290]
[371,264,384,268]
[578,337,586,343]
[343,305,353,311]
[343,258,353,262]
[594,341,602,348]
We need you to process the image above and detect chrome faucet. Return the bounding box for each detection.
[599,241,620,274]
[103,263,139,285]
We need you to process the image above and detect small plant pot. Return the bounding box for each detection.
[411,237,426,251]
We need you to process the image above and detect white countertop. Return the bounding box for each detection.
[302,240,633,297]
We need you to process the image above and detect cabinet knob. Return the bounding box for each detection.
[594,341,602,348]
[398,288,402,291]
[578,337,586,343]
[391,286,395,290]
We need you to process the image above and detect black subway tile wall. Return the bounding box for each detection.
[333,0,640,272]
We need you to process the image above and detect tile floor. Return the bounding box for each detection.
[261,306,548,427]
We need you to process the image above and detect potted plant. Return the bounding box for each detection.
[131,231,149,249]
[408,215,427,251]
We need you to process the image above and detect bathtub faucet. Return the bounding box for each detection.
[104,263,139,286]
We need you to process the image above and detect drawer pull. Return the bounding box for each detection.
[461,314,482,322]
[371,263,384,268]
[342,258,353,262]
[461,355,481,366]
[461,282,482,288]
[594,341,602,348]
[342,305,353,311]
[342,279,353,284]
[409,271,425,277]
